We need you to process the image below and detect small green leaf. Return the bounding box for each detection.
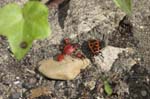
[0,1,51,60]
[113,0,132,15]
[104,81,113,96]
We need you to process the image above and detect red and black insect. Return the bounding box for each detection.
[88,39,101,56]
[87,39,105,62]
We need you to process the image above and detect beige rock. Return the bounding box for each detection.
[38,56,90,80]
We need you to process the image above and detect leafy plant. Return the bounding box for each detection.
[113,0,132,15]
[104,80,113,96]
[0,0,132,60]
[0,1,51,60]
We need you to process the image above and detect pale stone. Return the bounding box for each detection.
[94,46,136,72]
[84,81,96,90]
[38,56,90,80]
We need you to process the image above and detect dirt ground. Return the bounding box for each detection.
[0,0,150,99]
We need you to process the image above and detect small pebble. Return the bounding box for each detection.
[0,96,3,99]
[139,26,144,29]
[16,77,20,80]
[54,81,66,90]
[96,97,104,99]
[133,94,138,98]
[29,78,37,84]
[13,81,20,85]
[141,90,147,96]
[146,76,149,82]
[22,84,34,89]
[84,81,96,90]
[22,78,37,89]
[9,92,20,99]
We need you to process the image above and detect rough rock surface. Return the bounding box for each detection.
[63,0,125,36]
[94,46,136,72]
[48,0,126,44]
[0,0,27,7]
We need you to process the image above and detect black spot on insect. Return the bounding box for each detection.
[20,41,28,49]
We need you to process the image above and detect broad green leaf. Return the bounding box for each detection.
[104,81,113,96]
[0,1,51,60]
[113,0,132,15]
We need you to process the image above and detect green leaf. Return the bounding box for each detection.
[113,0,132,15]
[104,81,113,96]
[0,1,51,60]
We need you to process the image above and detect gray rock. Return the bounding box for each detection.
[133,94,138,98]
[63,0,125,38]
[0,0,28,7]
[22,78,37,89]
[84,81,96,90]
[9,92,20,99]
[111,57,137,73]
[94,46,136,72]
[94,46,127,72]
[141,90,147,97]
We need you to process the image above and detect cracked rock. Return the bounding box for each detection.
[94,46,136,72]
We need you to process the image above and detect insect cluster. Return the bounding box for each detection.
[56,38,104,62]
[56,38,85,61]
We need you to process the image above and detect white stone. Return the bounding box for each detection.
[13,81,20,85]
[94,46,134,72]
